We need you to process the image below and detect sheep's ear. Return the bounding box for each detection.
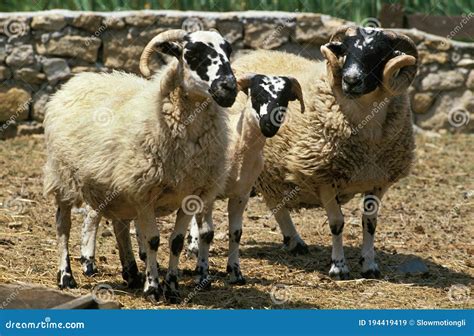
[287,77,305,114]
[323,41,345,57]
[237,73,255,95]
[155,41,182,58]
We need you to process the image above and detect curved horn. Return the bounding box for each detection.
[330,25,357,43]
[320,25,356,90]
[289,77,305,113]
[139,29,188,77]
[382,31,419,95]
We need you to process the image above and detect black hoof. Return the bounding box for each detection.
[162,277,181,304]
[83,264,98,277]
[290,242,309,255]
[127,272,145,289]
[329,271,351,280]
[57,271,77,289]
[144,286,162,303]
[81,256,98,277]
[227,264,246,285]
[229,276,246,286]
[196,276,212,290]
[361,269,381,279]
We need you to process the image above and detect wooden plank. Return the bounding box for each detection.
[379,3,405,29]
[407,14,474,40]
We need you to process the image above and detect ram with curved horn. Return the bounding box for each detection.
[230,27,419,280]
[43,29,238,303]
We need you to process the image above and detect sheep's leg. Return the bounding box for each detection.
[320,185,350,280]
[194,208,214,288]
[80,206,100,276]
[135,207,161,303]
[112,219,144,289]
[274,207,308,254]
[360,187,386,279]
[163,208,192,303]
[56,201,77,289]
[186,216,200,258]
[226,195,249,285]
[134,220,148,263]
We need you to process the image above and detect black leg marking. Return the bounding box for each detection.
[171,234,184,256]
[200,231,214,245]
[364,218,377,235]
[139,251,147,262]
[330,221,344,236]
[283,236,291,246]
[233,229,242,243]
[226,263,246,285]
[57,254,77,289]
[148,235,160,251]
[122,261,144,289]
[80,256,98,276]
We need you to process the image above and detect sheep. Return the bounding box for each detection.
[43,29,238,303]
[229,26,418,280]
[79,73,304,288]
[185,73,305,285]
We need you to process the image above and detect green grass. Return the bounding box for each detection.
[0,0,472,24]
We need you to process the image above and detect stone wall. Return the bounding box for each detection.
[0,10,472,138]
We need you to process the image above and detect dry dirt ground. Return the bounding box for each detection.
[0,133,473,309]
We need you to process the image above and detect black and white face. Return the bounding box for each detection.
[160,30,237,107]
[325,28,395,98]
[242,75,302,138]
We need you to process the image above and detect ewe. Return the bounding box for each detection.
[231,26,418,279]
[43,29,238,302]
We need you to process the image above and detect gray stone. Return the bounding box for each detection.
[13,67,45,84]
[32,91,50,122]
[102,30,143,72]
[457,59,474,68]
[0,86,31,122]
[71,14,104,33]
[216,20,243,44]
[103,16,125,29]
[397,259,429,275]
[36,35,101,63]
[412,93,435,114]
[467,70,474,90]
[17,121,44,136]
[31,14,66,31]
[420,70,466,91]
[41,58,71,83]
[0,66,12,80]
[244,20,292,49]
[418,90,473,132]
[5,45,35,67]
[124,14,157,27]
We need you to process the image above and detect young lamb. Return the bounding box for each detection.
[43,29,238,302]
[185,73,305,285]
[230,26,418,279]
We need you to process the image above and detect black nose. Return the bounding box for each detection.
[219,76,237,91]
